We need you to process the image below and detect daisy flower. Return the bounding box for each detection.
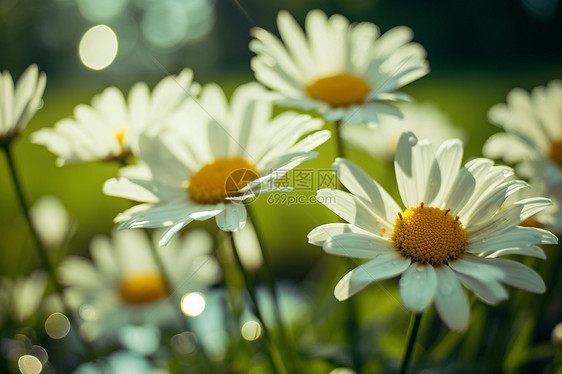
[0,64,46,143]
[250,9,429,126]
[103,82,329,246]
[342,101,466,161]
[504,178,562,232]
[31,69,198,165]
[483,80,562,186]
[308,132,556,331]
[58,228,221,342]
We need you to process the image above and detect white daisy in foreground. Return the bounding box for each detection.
[31,69,198,165]
[59,228,220,342]
[250,9,429,126]
[342,101,466,161]
[308,132,556,331]
[483,80,562,186]
[0,64,46,142]
[104,82,329,246]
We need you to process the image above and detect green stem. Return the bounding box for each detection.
[334,120,346,159]
[228,231,282,374]
[1,142,93,359]
[2,143,64,296]
[246,205,300,373]
[398,312,423,374]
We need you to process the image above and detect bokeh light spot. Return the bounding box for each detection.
[79,304,97,321]
[18,355,42,374]
[45,313,71,339]
[181,292,206,317]
[171,332,196,355]
[241,321,262,341]
[30,346,48,365]
[79,24,118,70]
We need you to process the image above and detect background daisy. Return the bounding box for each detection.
[250,9,429,126]
[0,64,46,143]
[483,80,562,186]
[31,69,198,165]
[342,101,466,161]
[58,228,221,343]
[309,132,556,331]
[104,82,329,245]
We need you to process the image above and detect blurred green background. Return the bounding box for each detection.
[1,0,562,372]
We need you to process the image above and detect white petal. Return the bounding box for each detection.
[334,253,410,300]
[103,177,160,203]
[433,265,470,332]
[307,223,372,245]
[485,246,546,260]
[119,202,197,229]
[482,258,546,294]
[332,158,402,224]
[399,263,437,312]
[215,203,247,232]
[445,158,494,216]
[449,257,509,305]
[159,217,194,247]
[394,132,435,208]
[468,226,557,254]
[316,189,393,234]
[322,233,394,258]
[468,197,553,239]
[432,139,463,207]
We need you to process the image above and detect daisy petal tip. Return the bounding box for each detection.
[334,287,350,302]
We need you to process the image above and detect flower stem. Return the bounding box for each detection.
[334,119,346,159]
[228,231,283,374]
[1,142,93,359]
[246,205,301,373]
[398,312,423,374]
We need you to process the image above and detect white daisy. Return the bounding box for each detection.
[504,178,562,232]
[103,82,330,246]
[250,9,429,126]
[58,228,221,342]
[0,64,46,142]
[342,101,466,161]
[31,69,198,165]
[308,132,556,331]
[483,80,562,186]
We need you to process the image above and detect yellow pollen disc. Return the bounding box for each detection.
[391,203,467,266]
[548,139,562,169]
[119,272,170,305]
[188,157,259,205]
[306,73,370,107]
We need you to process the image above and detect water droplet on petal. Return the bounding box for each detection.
[408,136,417,145]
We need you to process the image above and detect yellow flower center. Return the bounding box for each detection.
[392,203,467,266]
[188,157,259,205]
[119,273,170,305]
[548,139,562,169]
[113,127,128,157]
[306,73,370,107]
